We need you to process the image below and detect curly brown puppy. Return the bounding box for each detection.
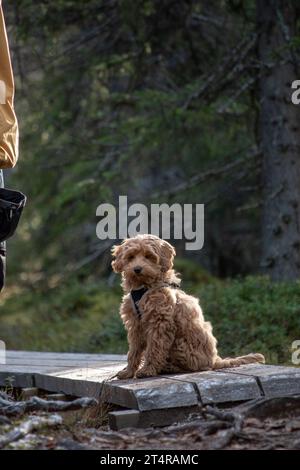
[112,234,265,379]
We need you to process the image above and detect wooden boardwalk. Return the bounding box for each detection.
[1,351,300,429]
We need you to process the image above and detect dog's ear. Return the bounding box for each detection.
[111,244,124,273]
[160,240,176,272]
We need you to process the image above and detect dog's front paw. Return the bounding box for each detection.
[135,366,157,378]
[117,367,135,380]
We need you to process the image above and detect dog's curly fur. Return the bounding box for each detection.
[112,234,265,379]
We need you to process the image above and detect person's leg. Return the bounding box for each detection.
[0,170,6,292]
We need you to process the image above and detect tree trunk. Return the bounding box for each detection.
[257,0,300,281]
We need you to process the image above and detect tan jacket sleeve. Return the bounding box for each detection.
[0,0,19,168]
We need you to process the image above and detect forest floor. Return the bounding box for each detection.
[1,391,300,450]
[26,413,300,450]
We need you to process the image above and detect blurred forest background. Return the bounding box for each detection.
[0,0,300,364]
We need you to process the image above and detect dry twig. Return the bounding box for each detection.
[0,414,62,449]
[0,396,97,417]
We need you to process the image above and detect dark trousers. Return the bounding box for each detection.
[0,170,6,292]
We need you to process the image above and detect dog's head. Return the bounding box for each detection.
[111,234,176,288]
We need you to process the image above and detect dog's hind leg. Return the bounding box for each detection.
[213,353,265,369]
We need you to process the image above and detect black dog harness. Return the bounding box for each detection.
[130,283,179,319]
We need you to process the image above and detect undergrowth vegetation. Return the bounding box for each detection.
[1,258,298,365]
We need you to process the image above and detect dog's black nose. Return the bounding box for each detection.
[134,266,142,274]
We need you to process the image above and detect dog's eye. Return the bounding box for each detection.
[145,254,153,261]
[127,255,134,261]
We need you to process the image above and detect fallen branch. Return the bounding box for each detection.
[0,391,13,401]
[204,406,238,423]
[0,396,98,417]
[203,395,300,449]
[0,416,10,425]
[166,418,231,435]
[239,395,300,420]
[204,406,244,449]
[0,414,62,449]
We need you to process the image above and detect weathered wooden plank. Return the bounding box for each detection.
[0,364,66,372]
[0,363,98,373]
[0,364,81,378]
[0,371,35,388]
[103,377,199,411]
[34,373,103,397]
[45,393,69,401]
[0,364,83,388]
[109,409,140,429]
[34,363,123,380]
[5,350,127,362]
[33,364,123,397]
[0,365,74,391]
[4,358,125,367]
[162,370,262,404]
[0,365,117,390]
[222,364,300,397]
[109,405,202,430]
[2,351,299,415]
[0,357,124,398]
